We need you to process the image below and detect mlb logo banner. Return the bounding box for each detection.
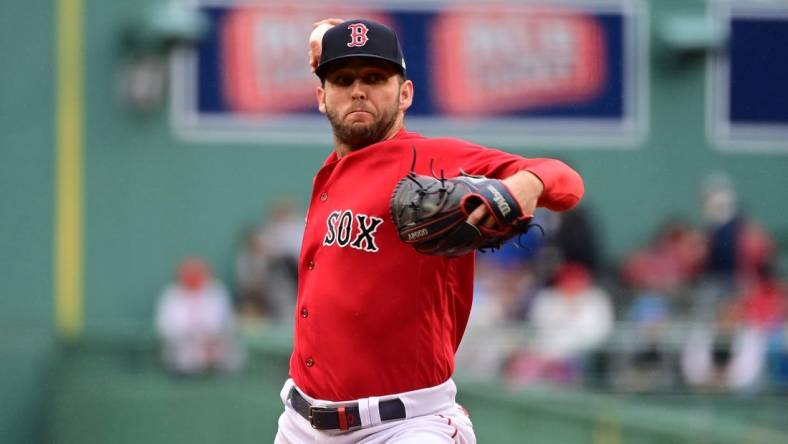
[172,0,646,148]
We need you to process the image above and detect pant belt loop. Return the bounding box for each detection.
[280,379,295,405]
[357,397,372,427]
[368,397,382,425]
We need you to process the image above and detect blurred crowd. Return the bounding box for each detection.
[153,197,304,376]
[153,175,787,391]
[463,172,787,393]
[234,198,303,326]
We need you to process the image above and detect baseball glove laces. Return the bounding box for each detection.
[390,149,535,257]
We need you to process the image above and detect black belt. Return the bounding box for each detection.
[288,387,406,431]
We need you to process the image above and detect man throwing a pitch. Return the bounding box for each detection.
[275,18,585,443]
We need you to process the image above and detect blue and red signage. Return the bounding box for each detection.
[172,1,646,147]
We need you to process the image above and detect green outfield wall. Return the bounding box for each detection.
[46,338,788,444]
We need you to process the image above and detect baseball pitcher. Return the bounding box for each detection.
[274,18,585,443]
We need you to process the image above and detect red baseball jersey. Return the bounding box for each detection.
[290,129,584,401]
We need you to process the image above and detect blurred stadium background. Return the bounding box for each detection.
[3,0,788,443]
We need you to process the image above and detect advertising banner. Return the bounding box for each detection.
[172,0,646,147]
[710,1,788,151]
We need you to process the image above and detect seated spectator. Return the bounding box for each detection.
[621,217,705,298]
[471,259,537,326]
[682,263,785,392]
[553,205,601,274]
[155,258,243,375]
[255,198,305,321]
[509,205,602,287]
[235,228,273,321]
[616,218,705,390]
[615,291,675,391]
[504,263,614,387]
[726,263,785,391]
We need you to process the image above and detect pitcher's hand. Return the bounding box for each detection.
[309,18,344,73]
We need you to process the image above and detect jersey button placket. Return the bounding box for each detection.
[301,308,309,318]
[305,357,314,368]
[307,260,315,270]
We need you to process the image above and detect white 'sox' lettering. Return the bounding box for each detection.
[323,210,383,253]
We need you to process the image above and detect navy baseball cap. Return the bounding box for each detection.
[315,19,406,80]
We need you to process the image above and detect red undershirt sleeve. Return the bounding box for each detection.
[427,140,585,212]
[521,158,585,211]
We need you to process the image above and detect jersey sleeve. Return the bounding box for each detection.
[518,157,585,211]
[416,138,585,212]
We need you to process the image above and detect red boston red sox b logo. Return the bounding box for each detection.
[347,23,369,47]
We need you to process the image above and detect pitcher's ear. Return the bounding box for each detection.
[399,80,414,111]
[316,86,326,114]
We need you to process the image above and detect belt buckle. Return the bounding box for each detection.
[307,405,329,429]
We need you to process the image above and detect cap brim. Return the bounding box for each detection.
[315,54,405,79]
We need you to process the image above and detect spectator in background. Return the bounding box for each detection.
[236,227,272,321]
[234,198,306,325]
[683,262,786,392]
[676,172,783,393]
[614,218,705,390]
[258,198,304,272]
[471,204,602,324]
[553,205,601,274]
[620,292,675,390]
[471,258,538,326]
[702,173,773,281]
[255,198,305,321]
[504,262,613,387]
[694,173,775,320]
[514,204,603,297]
[156,258,243,375]
[735,264,786,335]
[727,263,787,390]
[622,218,706,298]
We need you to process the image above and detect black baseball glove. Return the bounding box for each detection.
[390,171,534,257]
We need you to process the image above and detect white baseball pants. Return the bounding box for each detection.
[274,378,476,443]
